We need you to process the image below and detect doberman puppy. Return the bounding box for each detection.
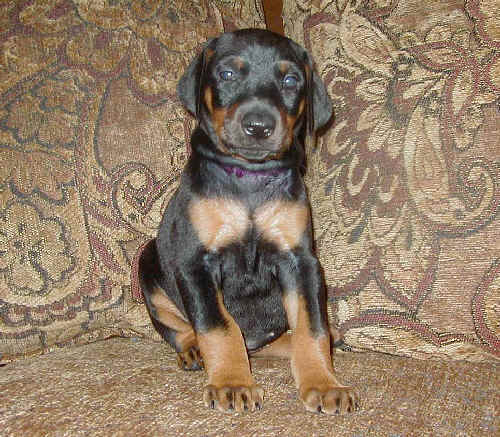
[138,29,359,414]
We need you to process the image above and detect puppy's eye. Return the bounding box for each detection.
[219,70,234,81]
[283,74,298,89]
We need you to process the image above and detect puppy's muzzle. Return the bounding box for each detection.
[222,99,286,161]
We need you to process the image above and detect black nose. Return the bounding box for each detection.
[241,112,276,139]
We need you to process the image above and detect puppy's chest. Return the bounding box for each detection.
[188,197,309,252]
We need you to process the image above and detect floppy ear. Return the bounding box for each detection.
[304,54,333,134]
[177,39,215,117]
[310,69,333,131]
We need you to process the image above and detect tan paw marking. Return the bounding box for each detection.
[203,384,264,413]
[301,385,359,415]
[176,346,204,371]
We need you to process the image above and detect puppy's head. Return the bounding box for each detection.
[177,29,332,162]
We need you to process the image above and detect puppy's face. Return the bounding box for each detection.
[178,29,332,163]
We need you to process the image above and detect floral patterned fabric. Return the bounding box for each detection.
[283,0,499,361]
[0,0,264,362]
[2,0,498,364]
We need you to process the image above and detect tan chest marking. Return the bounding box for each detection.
[189,198,250,251]
[254,201,309,251]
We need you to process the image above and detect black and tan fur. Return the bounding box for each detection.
[138,29,358,414]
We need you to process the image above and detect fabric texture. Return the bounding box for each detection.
[0,0,265,362]
[1,0,499,364]
[1,337,498,436]
[1,2,499,435]
[283,0,499,361]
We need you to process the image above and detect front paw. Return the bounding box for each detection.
[300,385,359,415]
[203,384,264,412]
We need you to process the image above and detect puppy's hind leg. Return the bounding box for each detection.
[138,239,203,371]
[251,326,342,359]
[148,290,203,371]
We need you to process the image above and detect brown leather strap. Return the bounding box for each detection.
[262,0,284,35]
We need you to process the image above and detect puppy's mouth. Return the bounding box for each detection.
[221,144,278,162]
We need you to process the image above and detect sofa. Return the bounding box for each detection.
[1,1,498,435]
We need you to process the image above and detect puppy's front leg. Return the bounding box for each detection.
[177,260,263,412]
[279,252,359,414]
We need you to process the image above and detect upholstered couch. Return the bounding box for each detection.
[1,1,498,435]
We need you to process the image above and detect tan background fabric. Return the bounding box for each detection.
[1,0,499,363]
[283,0,499,361]
[0,1,498,435]
[0,0,265,362]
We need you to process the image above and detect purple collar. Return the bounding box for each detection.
[222,165,286,179]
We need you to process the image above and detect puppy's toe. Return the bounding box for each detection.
[176,346,204,371]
